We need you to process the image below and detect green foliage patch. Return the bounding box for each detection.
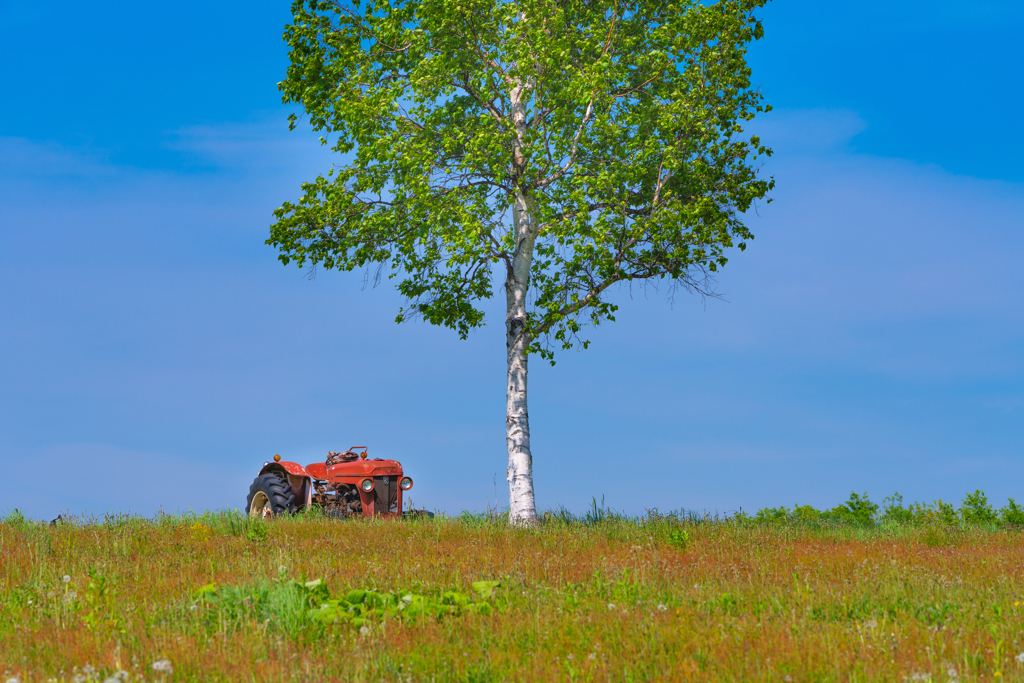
[750,489,1024,530]
[190,573,502,639]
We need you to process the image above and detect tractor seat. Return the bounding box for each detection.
[326,450,359,467]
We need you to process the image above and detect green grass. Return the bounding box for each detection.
[3,495,1024,682]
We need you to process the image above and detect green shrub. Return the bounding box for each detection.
[791,505,822,523]
[754,506,791,525]
[959,490,997,525]
[881,493,914,524]
[668,527,690,550]
[829,492,878,527]
[1000,497,1024,526]
[909,499,958,526]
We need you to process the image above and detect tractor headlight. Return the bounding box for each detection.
[400,477,413,490]
[360,478,374,492]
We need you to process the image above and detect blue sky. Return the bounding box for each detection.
[1,0,1022,519]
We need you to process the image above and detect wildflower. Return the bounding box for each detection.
[278,565,287,574]
[588,653,596,661]
[784,676,792,682]
[63,591,77,603]
[26,600,32,605]
[865,619,877,629]
[151,660,173,674]
[1017,653,1024,664]
[947,667,958,678]
[72,676,85,683]
[657,603,667,612]
[566,654,574,660]
[607,603,615,610]
[359,626,370,636]
[82,667,95,676]
[6,677,21,683]
[62,575,71,584]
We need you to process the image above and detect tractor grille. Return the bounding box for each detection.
[374,476,395,513]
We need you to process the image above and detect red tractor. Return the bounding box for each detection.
[246,447,413,518]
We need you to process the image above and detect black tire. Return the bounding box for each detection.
[246,473,296,518]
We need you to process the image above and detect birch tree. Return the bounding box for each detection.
[268,0,774,524]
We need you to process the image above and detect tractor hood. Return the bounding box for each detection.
[306,458,404,480]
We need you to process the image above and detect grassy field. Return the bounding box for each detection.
[3,501,1024,683]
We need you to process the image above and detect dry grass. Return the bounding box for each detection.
[2,511,1024,682]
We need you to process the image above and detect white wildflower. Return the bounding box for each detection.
[865,619,877,629]
[566,654,574,660]
[588,652,596,661]
[151,660,172,674]
[278,565,287,574]
[606,603,615,610]
[359,625,370,636]
[1017,652,1024,664]
[947,667,957,678]
[6,676,21,683]
[657,603,667,612]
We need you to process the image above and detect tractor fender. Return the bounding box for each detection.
[258,462,312,510]
[260,461,311,478]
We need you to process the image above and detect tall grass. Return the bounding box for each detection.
[2,497,1024,682]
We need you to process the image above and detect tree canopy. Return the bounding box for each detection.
[270,0,772,358]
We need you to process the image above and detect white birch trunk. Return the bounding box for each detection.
[506,190,538,525]
[506,75,539,525]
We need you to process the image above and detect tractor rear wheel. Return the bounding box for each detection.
[246,473,295,519]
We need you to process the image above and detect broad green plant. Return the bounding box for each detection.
[269,0,774,523]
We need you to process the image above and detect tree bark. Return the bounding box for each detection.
[505,61,540,525]
[506,188,538,524]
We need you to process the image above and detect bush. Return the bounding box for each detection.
[881,493,914,524]
[1000,497,1024,526]
[908,499,958,526]
[754,506,791,525]
[959,490,997,525]
[829,492,878,527]
[792,504,822,523]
